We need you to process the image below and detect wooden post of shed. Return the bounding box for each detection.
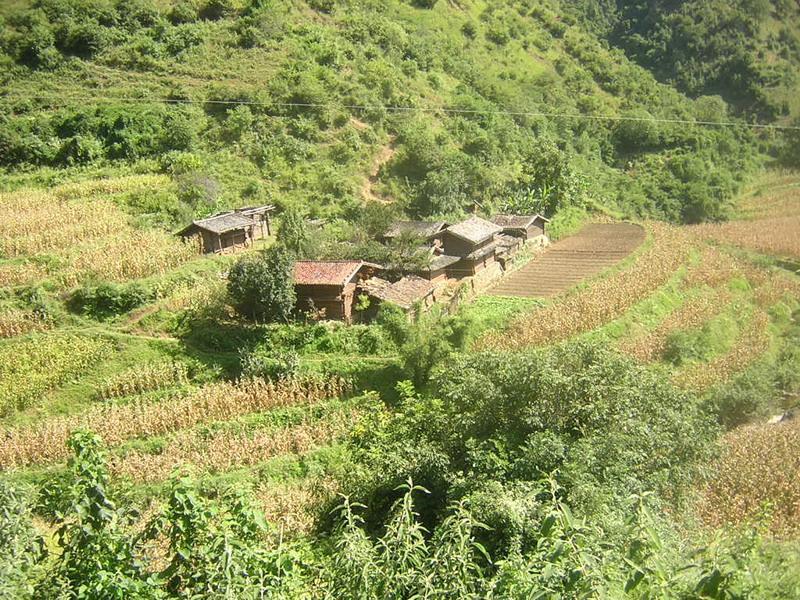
[265,211,271,236]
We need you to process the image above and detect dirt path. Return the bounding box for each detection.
[361,139,396,204]
[489,223,646,299]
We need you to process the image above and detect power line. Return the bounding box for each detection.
[2,92,799,131]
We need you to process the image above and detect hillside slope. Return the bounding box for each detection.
[0,0,782,228]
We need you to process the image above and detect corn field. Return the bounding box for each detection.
[0,376,351,468]
[97,360,190,400]
[676,309,772,391]
[60,231,198,286]
[0,190,126,257]
[691,216,800,259]
[682,247,756,289]
[0,333,112,415]
[110,410,360,483]
[0,309,50,339]
[0,185,197,287]
[477,223,691,351]
[697,418,800,538]
[256,477,340,535]
[736,173,800,220]
[0,261,49,288]
[619,288,733,363]
[51,174,170,201]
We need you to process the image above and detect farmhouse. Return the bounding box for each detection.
[381,221,449,245]
[178,205,275,253]
[413,254,461,283]
[490,214,549,241]
[293,260,381,322]
[440,216,503,278]
[236,205,275,240]
[179,212,258,254]
[357,275,436,320]
[495,233,524,268]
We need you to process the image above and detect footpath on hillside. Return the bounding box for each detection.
[489,223,646,299]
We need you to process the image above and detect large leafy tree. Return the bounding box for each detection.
[227,245,296,322]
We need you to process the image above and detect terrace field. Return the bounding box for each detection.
[1,0,800,595]
[1,171,798,546]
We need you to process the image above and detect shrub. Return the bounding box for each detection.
[175,171,221,208]
[277,206,312,257]
[240,347,300,380]
[68,282,155,319]
[169,0,199,24]
[57,19,107,58]
[200,0,239,20]
[55,135,104,166]
[227,245,296,322]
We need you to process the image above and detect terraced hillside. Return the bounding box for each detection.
[489,222,646,298]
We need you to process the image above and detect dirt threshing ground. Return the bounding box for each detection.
[489,223,646,299]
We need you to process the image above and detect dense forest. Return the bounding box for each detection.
[1,0,800,598]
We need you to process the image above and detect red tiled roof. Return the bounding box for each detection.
[293,261,365,286]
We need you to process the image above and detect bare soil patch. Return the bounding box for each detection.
[490,223,646,299]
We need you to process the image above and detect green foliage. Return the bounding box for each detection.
[663,314,738,366]
[390,307,473,388]
[594,0,794,118]
[227,245,296,322]
[0,480,44,599]
[68,281,155,320]
[349,341,714,537]
[326,480,490,599]
[239,346,300,380]
[277,206,312,258]
[38,431,159,599]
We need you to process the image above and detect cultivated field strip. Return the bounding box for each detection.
[0,377,350,469]
[689,174,800,259]
[697,418,800,538]
[489,223,646,298]
[0,182,196,286]
[110,409,360,483]
[675,309,772,391]
[479,223,689,350]
[619,287,734,363]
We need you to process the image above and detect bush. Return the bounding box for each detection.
[68,282,154,319]
[277,206,312,257]
[239,347,300,380]
[200,0,239,20]
[350,341,714,535]
[55,135,104,166]
[175,171,221,208]
[169,0,199,24]
[57,19,107,58]
[227,245,296,322]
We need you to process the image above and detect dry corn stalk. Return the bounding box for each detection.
[0,376,351,469]
[477,223,691,351]
[696,418,800,538]
[110,410,359,483]
[676,309,772,391]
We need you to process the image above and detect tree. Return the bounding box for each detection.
[227,245,296,322]
[277,205,312,258]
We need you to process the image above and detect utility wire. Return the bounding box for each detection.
[2,92,799,131]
